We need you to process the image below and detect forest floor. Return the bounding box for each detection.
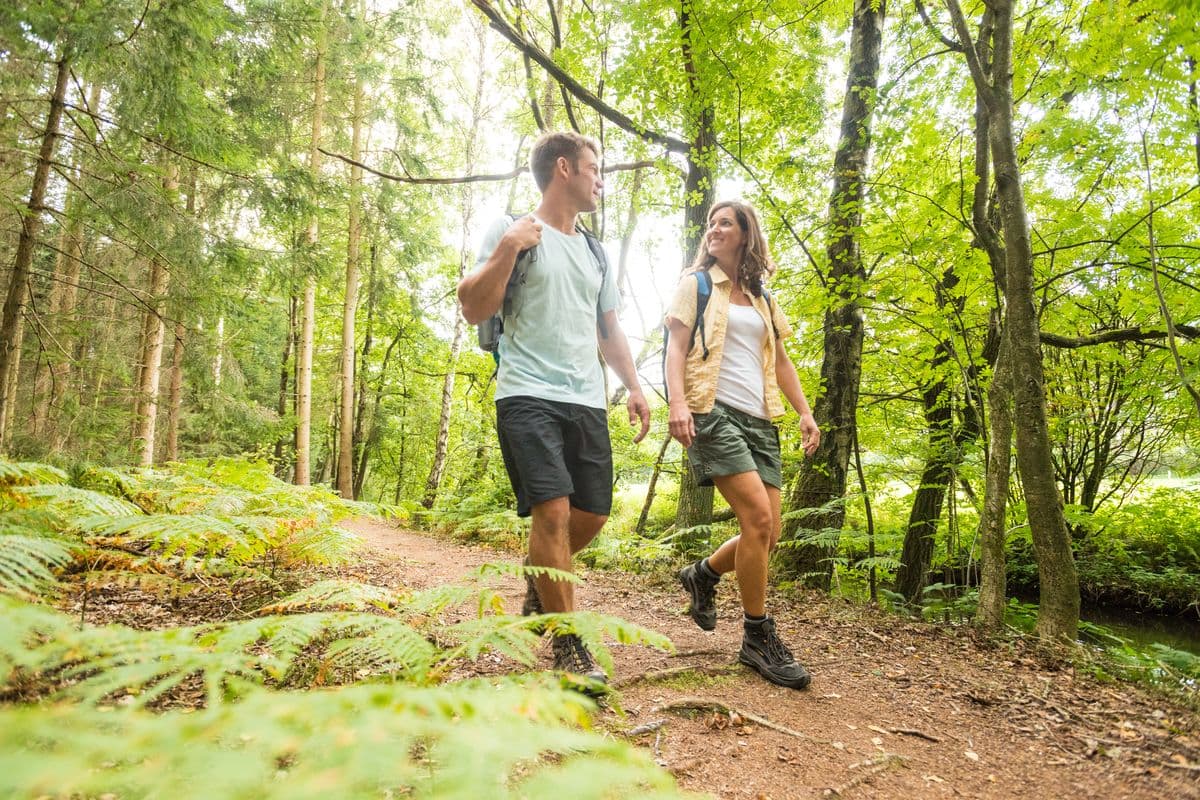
[333,518,1200,800]
[75,516,1200,799]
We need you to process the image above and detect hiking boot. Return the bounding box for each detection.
[521,557,543,616]
[551,633,608,687]
[678,560,719,631]
[739,616,811,690]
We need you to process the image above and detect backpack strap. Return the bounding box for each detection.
[578,226,610,339]
[761,286,779,340]
[690,270,713,360]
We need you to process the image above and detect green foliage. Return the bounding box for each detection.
[0,458,690,798]
[0,679,690,800]
[1009,482,1200,613]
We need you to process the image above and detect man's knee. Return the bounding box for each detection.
[530,496,572,535]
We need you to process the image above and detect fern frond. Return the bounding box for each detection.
[534,612,675,674]
[257,580,403,614]
[0,534,73,596]
[276,523,359,565]
[79,514,271,563]
[14,485,143,521]
[73,570,192,599]
[0,460,69,488]
[437,614,545,667]
[322,616,436,682]
[0,678,696,799]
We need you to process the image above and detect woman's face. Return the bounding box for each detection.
[705,206,745,265]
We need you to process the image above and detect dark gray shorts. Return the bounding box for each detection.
[687,401,783,489]
[496,395,613,518]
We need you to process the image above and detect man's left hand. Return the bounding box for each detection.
[627,389,651,443]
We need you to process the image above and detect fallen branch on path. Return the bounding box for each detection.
[626,719,667,736]
[889,727,941,743]
[653,696,834,746]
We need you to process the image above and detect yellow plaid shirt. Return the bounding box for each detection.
[665,266,794,419]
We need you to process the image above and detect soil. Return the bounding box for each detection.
[338,517,1200,800]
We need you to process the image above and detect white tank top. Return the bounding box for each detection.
[715,303,768,419]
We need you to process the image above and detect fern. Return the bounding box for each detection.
[0,460,68,487]
[79,514,272,562]
[0,532,74,596]
[14,484,144,520]
[0,679,696,799]
[258,580,403,613]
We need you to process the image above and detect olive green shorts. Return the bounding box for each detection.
[687,401,783,489]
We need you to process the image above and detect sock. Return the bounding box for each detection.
[698,558,720,580]
[744,613,767,626]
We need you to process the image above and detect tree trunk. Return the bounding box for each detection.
[337,28,365,499]
[893,354,956,602]
[275,293,295,471]
[0,55,70,437]
[423,25,489,510]
[948,0,1079,640]
[975,327,1011,629]
[1,280,29,450]
[636,434,673,535]
[673,0,717,530]
[779,0,886,588]
[295,276,316,485]
[165,321,185,462]
[132,160,179,465]
[295,0,329,486]
[352,243,378,500]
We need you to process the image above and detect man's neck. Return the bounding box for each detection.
[534,199,581,235]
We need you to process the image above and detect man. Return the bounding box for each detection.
[458,132,651,685]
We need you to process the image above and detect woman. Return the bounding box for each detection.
[665,200,820,690]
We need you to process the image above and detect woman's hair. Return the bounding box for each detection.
[687,200,776,296]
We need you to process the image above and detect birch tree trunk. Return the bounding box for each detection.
[132,160,179,465]
[337,16,365,499]
[295,0,329,486]
[422,21,487,509]
[0,55,70,438]
[779,0,886,588]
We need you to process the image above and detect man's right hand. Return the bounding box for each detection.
[503,214,542,254]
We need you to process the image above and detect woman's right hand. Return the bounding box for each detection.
[668,400,696,448]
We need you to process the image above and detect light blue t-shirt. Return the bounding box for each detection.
[476,216,619,409]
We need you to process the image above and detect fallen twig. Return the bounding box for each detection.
[890,727,941,743]
[627,719,667,736]
[654,696,833,746]
[823,754,905,797]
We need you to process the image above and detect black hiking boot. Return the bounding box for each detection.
[521,557,544,616]
[678,560,719,631]
[739,616,811,690]
[551,633,608,691]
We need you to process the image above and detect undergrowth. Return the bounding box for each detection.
[0,458,692,799]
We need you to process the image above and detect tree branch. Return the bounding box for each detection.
[1039,325,1198,349]
[468,0,690,153]
[319,147,657,184]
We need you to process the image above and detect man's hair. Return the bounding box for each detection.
[529,132,600,191]
[688,200,777,297]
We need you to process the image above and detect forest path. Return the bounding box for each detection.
[340,518,1199,800]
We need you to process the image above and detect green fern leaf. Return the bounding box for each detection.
[0,461,69,488]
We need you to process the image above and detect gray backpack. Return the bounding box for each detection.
[476,215,610,354]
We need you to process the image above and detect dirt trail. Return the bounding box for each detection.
[340,518,1200,800]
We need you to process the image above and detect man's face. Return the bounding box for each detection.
[564,147,603,213]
